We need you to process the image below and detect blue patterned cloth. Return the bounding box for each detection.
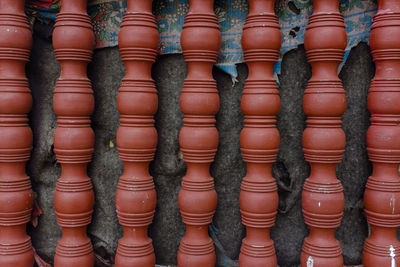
[26,0,378,78]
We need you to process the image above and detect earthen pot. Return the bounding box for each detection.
[114,0,158,266]
[239,0,281,266]
[363,0,400,266]
[0,0,34,266]
[52,0,95,266]
[177,0,220,266]
[301,0,346,266]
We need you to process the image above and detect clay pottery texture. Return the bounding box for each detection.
[301,0,346,266]
[177,0,221,266]
[114,0,158,266]
[363,0,400,266]
[52,0,95,266]
[239,0,281,266]
[0,0,34,266]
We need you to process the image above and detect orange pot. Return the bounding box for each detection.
[115,0,158,266]
[301,0,346,266]
[177,1,220,266]
[239,0,281,266]
[52,0,95,266]
[363,0,400,266]
[0,0,34,266]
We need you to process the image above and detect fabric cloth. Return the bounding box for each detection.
[26,0,377,78]
[25,0,59,23]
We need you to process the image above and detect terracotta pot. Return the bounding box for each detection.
[0,0,34,266]
[363,1,400,266]
[177,0,220,266]
[114,0,158,266]
[301,0,346,266]
[239,0,280,266]
[52,0,95,266]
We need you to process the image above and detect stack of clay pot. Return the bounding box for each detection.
[52,0,95,266]
[115,0,158,266]
[239,0,280,266]
[177,0,220,266]
[363,0,400,265]
[301,0,346,266]
[0,0,398,266]
[0,0,34,266]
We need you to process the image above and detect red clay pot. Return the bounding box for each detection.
[239,0,280,266]
[301,0,346,266]
[0,0,34,266]
[52,0,95,266]
[115,0,158,266]
[363,1,400,266]
[177,0,220,266]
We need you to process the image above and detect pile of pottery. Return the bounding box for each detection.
[0,0,399,266]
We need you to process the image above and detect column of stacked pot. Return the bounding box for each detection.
[115,0,158,266]
[52,0,95,266]
[177,0,221,266]
[363,0,400,265]
[0,0,34,266]
[301,0,347,266]
[239,0,281,266]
